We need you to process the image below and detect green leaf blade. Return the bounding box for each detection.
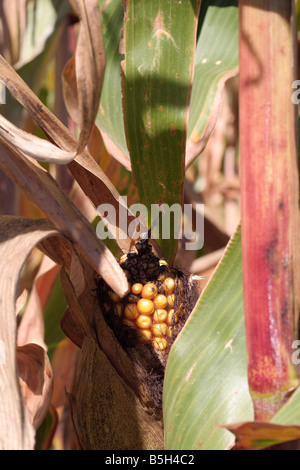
[163,227,254,450]
[96,0,129,160]
[122,0,201,261]
[187,1,239,165]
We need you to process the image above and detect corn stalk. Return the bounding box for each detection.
[239,0,300,421]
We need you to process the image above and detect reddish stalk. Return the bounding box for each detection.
[239,1,300,421]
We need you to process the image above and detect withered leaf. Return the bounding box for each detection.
[0,139,129,298]
[0,54,134,253]
[65,0,106,154]
[0,113,76,163]
[0,216,63,449]
[17,343,53,430]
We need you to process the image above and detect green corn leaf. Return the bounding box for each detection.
[122,0,201,262]
[96,1,239,171]
[187,0,239,166]
[163,226,254,450]
[96,0,130,165]
[271,387,300,426]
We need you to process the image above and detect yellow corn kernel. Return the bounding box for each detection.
[120,254,128,264]
[137,298,154,315]
[167,308,175,325]
[167,293,175,308]
[153,294,168,310]
[153,308,168,323]
[152,322,168,337]
[139,328,152,340]
[124,303,139,321]
[131,283,143,295]
[136,315,153,329]
[141,282,158,300]
[163,277,175,294]
[159,259,169,267]
[157,272,167,281]
[153,337,168,351]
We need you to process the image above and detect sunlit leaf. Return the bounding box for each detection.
[186,0,239,167]
[122,0,201,262]
[163,227,254,450]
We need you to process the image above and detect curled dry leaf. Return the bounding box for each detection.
[0,54,134,253]
[65,0,106,154]
[17,343,53,430]
[0,216,66,449]
[0,114,76,164]
[17,256,61,349]
[0,138,129,298]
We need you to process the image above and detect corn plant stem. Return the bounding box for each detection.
[239,0,300,421]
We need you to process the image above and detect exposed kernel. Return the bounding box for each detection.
[159,259,169,267]
[153,337,168,351]
[163,277,175,294]
[141,282,158,299]
[167,293,175,308]
[157,272,167,281]
[153,294,168,309]
[131,283,143,295]
[139,328,152,340]
[124,303,139,320]
[120,254,128,264]
[137,298,154,315]
[167,308,175,325]
[136,315,153,329]
[153,308,168,323]
[152,322,168,337]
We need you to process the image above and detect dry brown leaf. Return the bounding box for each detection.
[0,0,25,64]
[17,343,53,430]
[66,0,106,154]
[0,216,63,449]
[17,256,61,349]
[62,54,79,124]
[0,139,129,298]
[0,114,76,163]
[51,338,78,410]
[0,54,134,253]
[60,267,94,340]
[50,339,78,450]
